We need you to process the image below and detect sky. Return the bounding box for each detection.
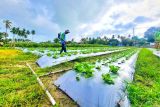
[0,0,160,42]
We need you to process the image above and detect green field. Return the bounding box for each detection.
[127,49,160,107]
[0,47,160,107]
[0,48,50,106]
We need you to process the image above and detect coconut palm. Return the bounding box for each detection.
[10,27,17,47]
[3,20,12,40]
[26,30,30,35]
[31,30,35,41]
[26,30,30,41]
[22,28,27,40]
[15,27,20,41]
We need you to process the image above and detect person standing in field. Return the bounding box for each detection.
[58,30,70,54]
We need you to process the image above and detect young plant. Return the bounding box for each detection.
[102,62,108,66]
[39,50,44,53]
[76,76,80,81]
[97,59,101,63]
[73,51,78,55]
[53,54,58,59]
[47,53,51,57]
[67,53,72,56]
[121,60,125,63]
[109,65,120,74]
[74,62,95,78]
[96,65,101,70]
[102,73,114,84]
[60,53,65,57]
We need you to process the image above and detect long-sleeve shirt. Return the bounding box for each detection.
[60,32,66,44]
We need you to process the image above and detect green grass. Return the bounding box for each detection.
[127,49,160,107]
[0,48,50,106]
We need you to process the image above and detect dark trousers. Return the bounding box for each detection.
[60,43,67,54]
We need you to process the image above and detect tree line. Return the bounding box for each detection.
[0,20,35,46]
[53,27,160,48]
[79,35,147,47]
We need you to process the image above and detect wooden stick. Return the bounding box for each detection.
[26,63,56,105]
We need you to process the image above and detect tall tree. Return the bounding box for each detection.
[3,20,12,41]
[16,27,20,41]
[53,38,59,43]
[112,35,115,39]
[22,28,27,39]
[31,30,35,41]
[144,27,160,43]
[154,31,160,49]
[3,20,12,34]
[10,27,17,47]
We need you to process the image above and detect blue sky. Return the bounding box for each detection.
[0,0,160,42]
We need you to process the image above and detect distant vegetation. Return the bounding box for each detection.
[0,19,160,48]
[0,20,35,46]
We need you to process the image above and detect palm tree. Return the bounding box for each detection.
[31,30,35,41]
[26,30,30,35]
[3,20,12,41]
[15,27,20,42]
[26,30,30,41]
[18,29,23,41]
[22,28,27,40]
[10,27,17,47]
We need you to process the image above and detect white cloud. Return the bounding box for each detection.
[77,0,160,39]
[0,0,160,42]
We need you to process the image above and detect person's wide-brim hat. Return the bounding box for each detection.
[65,29,70,33]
